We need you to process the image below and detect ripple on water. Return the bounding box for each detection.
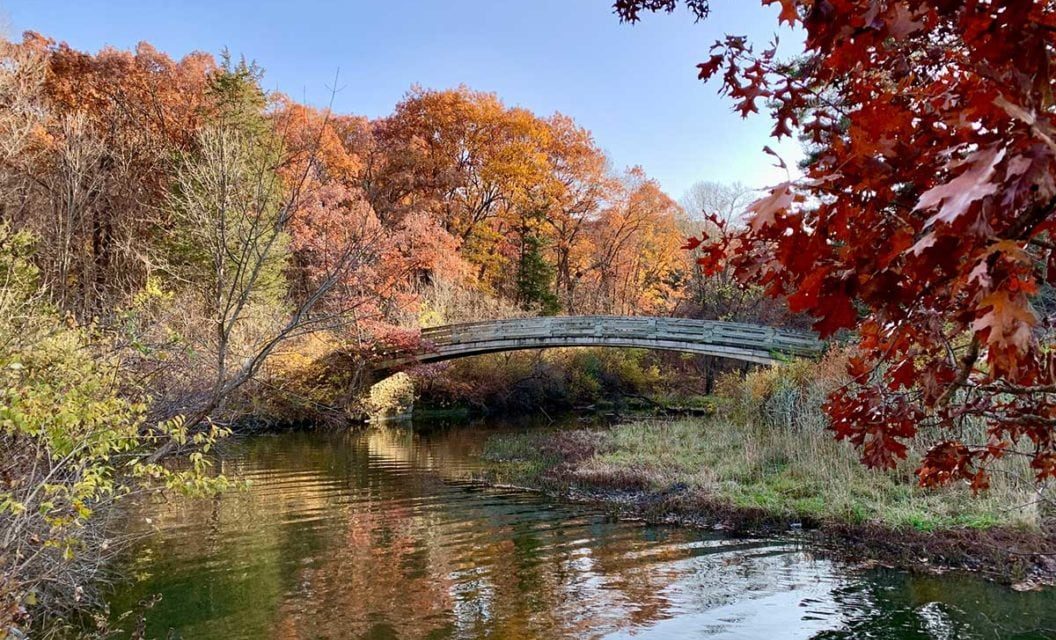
[109,425,1056,640]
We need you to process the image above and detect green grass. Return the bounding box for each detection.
[479,430,584,488]
[484,417,1042,533]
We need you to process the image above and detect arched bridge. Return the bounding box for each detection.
[378,316,822,370]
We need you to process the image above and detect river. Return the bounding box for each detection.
[108,418,1056,639]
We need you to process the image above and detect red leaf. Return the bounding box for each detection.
[746,182,793,231]
[764,0,799,26]
[915,146,1006,228]
[888,358,916,389]
[812,293,857,337]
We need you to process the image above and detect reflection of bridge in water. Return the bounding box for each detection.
[378,316,823,371]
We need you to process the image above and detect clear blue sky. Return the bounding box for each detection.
[1,0,802,199]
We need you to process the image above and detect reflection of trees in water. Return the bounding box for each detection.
[365,425,491,475]
[244,429,698,637]
[271,503,457,639]
[116,427,691,638]
[261,449,691,637]
[111,427,1056,640]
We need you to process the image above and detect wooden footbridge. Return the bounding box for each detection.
[377,316,822,371]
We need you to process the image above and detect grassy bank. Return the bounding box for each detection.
[480,418,1056,584]
[483,418,1037,530]
[479,354,1056,586]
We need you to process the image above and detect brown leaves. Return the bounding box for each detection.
[884,3,926,40]
[996,94,1056,156]
[972,290,1037,354]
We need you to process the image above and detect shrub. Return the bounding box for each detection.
[700,348,1040,529]
[367,372,416,419]
[0,226,229,636]
[716,349,850,432]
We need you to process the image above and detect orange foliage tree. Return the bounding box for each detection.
[8,33,213,317]
[585,169,685,315]
[0,32,696,432]
[369,86,687,315]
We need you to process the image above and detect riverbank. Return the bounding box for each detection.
[477,417,1056,588]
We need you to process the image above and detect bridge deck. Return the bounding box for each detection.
[377,316,822,370]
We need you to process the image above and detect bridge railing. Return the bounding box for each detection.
[419,316,822,358]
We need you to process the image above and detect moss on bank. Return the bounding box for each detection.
[479,416,1056,585]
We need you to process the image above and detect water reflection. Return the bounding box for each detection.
[109,421,1056,639]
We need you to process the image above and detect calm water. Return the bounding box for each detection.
[109,419,1056,639]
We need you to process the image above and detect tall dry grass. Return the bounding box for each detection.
[576,349,1044,531]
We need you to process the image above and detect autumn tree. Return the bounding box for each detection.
[617,1,1056,486]
[675,180,799,391]
[371,87,547,243]
[0,38,46,220]
[155,59,445,434]
[679,180,754,224]
[274,100,462,328]
[675,180,795,327]
[541,115,615,312]
[586,169,685,315]
[0,37,233,631]
[371,86,628,312]
[10,33,213,318]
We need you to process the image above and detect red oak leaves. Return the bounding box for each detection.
[972,290,1037,362]
[619,0,1056,485]
[746,182,793,231]
[915,146,1006,229]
